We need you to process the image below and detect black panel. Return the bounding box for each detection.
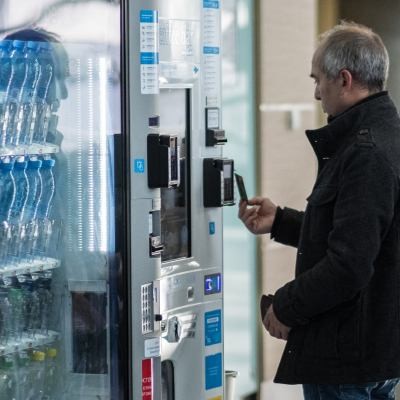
[112,0,131,398]
[162,360,175,400]
[161,89,192,262]
[72,292,108,374]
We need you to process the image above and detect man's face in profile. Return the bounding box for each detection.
[310,46,351,118]
[310,60,346,118]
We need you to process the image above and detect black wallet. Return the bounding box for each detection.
[260,294,274,321]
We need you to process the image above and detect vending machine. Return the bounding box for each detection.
[0,0,231,399]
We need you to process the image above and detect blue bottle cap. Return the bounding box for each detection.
[21,281,35,291]
[41,158,55,168]
[27,41,39,50]
[12,40,25,49]
[14,160,28,169]
[0,40,11,50]
[27,159,42,169]
[0,160,14,171]
[39,42,51,51]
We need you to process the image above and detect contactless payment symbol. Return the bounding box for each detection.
[134,159,145,173]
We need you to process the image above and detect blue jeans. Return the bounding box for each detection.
[303,379,399,400]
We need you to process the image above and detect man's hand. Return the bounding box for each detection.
[263,305,291,340]
[238,197,277,235]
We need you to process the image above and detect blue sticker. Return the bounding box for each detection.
[203,0,220,9]
[205,353,222,390]
[209,222,215,235]
[203,46,220,55]
[134,159,145,173]
[140,52,159,65]
[205,310,221,346]
[140,10,158,23]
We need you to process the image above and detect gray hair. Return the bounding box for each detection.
[314,21,389,92]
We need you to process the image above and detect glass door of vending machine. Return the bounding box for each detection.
[0,1,128,399]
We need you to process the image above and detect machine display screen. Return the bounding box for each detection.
[160,89,191,262]
[223,163,231,178]
[204,273,222,295]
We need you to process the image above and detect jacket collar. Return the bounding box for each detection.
[306,91,390,160]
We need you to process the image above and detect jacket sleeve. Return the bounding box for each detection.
[273,145,399,327]
[270,206,304,248]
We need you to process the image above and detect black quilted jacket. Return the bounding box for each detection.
[270,92,400,384]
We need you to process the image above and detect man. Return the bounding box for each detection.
[239,22,400,399]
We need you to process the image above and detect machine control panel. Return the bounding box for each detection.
[205,108,227,146]
[203,158,235,207]
[147,134,180,188]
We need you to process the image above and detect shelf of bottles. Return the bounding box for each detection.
[0,35,62,379]
[0,256,60,280]
[0,330,59,357]
[0,143,59,157]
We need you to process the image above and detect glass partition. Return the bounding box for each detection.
[0,1,123,398]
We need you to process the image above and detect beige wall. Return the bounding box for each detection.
[339,0,400,109]
[256,0,318,385]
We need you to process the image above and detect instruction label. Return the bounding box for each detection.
[205,309,222,346]
[140,10,159,94]
[205,353,223,390]
[144,337,161,358]
[202,1,221,106]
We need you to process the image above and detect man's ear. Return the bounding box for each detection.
[339,69,353,90]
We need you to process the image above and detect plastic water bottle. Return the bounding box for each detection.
[24,158,42,222]
[0,288,12,344]
[0,158,15,264]
[24,158,42,260]
[35,158,55,259]
[16,350,31,400]
[0,157,15,222]
[27,349,46,399]
[7,286,25,340]
[37,277,53,335]
[14,41,41,147]
[37,157,55,219]
[9,157,29,225]
[0,355,17,400]
[2,40,27,147]
[31,43,54,145]
[0,40,12,148]
[8,157,29,263]
[21,279,41,337]
[43,346,58,399]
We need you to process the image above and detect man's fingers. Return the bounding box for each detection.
[241,207,258,223]
[247,196,264,206]
[263,306,290,341]
[244,213,258,228]
[238,200,247,218]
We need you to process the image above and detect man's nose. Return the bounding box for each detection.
[314,87,321,101]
